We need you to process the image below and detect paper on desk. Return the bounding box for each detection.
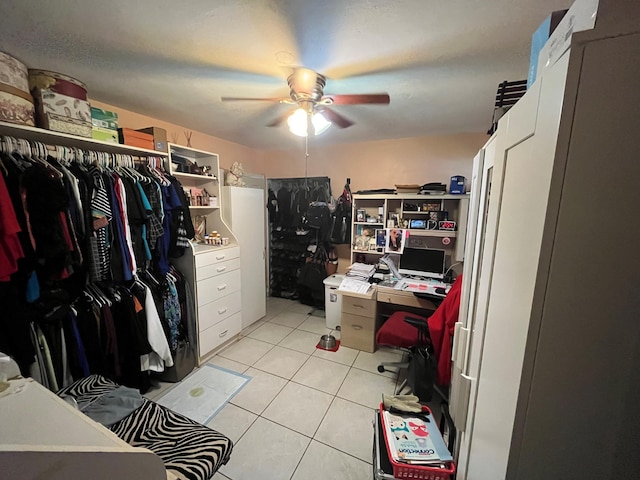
[338,277,372,294]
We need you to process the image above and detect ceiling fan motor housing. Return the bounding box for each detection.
[288,68,326,103]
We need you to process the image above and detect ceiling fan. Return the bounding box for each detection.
[221,67,390,135]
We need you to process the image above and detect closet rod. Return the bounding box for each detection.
[1,134,159,165]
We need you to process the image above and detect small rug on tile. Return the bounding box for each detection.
[309,308,326,318]
[156,364,250,424]
[316,339,341,352]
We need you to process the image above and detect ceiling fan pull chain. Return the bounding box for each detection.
[304,135,309,188]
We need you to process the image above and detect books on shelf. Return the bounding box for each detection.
[380,409,453,466]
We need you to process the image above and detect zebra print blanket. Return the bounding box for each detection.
[58,374,233,480]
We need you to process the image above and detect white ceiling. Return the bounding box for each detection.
[1,0,569,150]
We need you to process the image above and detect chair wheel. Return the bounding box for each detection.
[377,365,385,373]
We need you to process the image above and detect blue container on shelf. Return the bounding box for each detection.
[449,176,466,194]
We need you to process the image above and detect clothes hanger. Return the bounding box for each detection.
[1,137,26,172]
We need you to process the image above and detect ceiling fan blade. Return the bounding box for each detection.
[221,96,286,102]
[322,93,390,105]
[266,108,296,127]
[321,108,354,129]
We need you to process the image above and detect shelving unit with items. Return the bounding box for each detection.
[168,144,241,363]
[168,143,227,244]
[350,193,470,268]
[351,196,388,263]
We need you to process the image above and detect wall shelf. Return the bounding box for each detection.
[351,193,469,264]
[172,172,218,183]
[0,120,167,156]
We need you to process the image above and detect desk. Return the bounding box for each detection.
[376,285,439,311]
[340,285,439,352]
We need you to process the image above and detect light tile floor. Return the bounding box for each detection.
[142,297,441,479]
[204,297,408,480]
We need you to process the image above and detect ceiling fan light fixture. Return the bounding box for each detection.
[287,108,309,137]
[311,111,331,135]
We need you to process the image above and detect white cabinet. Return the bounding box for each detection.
[453,4,640,478]
[195,247,242,356]
[222,185,267,330]
[175,244,242,363]
[351,193,469,267]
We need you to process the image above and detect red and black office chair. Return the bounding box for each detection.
[376,275,463,401]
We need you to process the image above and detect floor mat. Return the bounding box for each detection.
[156,364,251,424]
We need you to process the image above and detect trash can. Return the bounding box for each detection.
[323,274,345,330]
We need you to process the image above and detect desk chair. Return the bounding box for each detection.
[375,276,463,401]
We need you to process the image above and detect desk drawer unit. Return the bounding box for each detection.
[343,295,376,317]
[199,312,241,356]
[341,294,377,353]
[341,312,377,353]
[196,269,241,307]
[377,291,437,311]
[198,290,242,332]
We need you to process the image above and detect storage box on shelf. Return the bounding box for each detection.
[118,127,154,150]
[168,144,241,364]
[0,51,35,126]
[29,69,92,137]
[90,107,119,143]
[91,126,118,143]
[90,107,119,130]
[350,193,470,266]
[136,126,167,152]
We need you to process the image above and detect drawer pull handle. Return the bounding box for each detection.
[217,307,227,315]
[216,267,226,272]
[353,304,364,309]
[352,325,363,330]
[219,330,229,338]
[216,255,225,260]
[217,284,227,291]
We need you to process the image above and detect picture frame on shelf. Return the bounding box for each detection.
[356,208,366,222]
[385,228,406,254]
[375,229,386,252]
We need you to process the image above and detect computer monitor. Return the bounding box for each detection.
[398,247,446,279]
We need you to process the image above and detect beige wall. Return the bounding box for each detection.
[262,132,487,194]
[262,132,487,272]
[91,99,486,272]
[93,98,485,192]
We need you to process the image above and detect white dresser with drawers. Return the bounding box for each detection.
[175,244,242,364]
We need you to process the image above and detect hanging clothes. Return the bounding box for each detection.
[0,137,189,393]
[0,171,24,281]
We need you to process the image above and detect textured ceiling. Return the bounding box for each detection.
[1,0,569,150]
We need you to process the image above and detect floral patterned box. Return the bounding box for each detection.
[32,88,92,137]
[0,51,35,126]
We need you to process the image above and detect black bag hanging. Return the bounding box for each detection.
[156,339,196,383]
[407,345,437,402]
[297,245,329,308]
[305,201,331,233]
[330,178,352,244]
[406,317,437,402]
